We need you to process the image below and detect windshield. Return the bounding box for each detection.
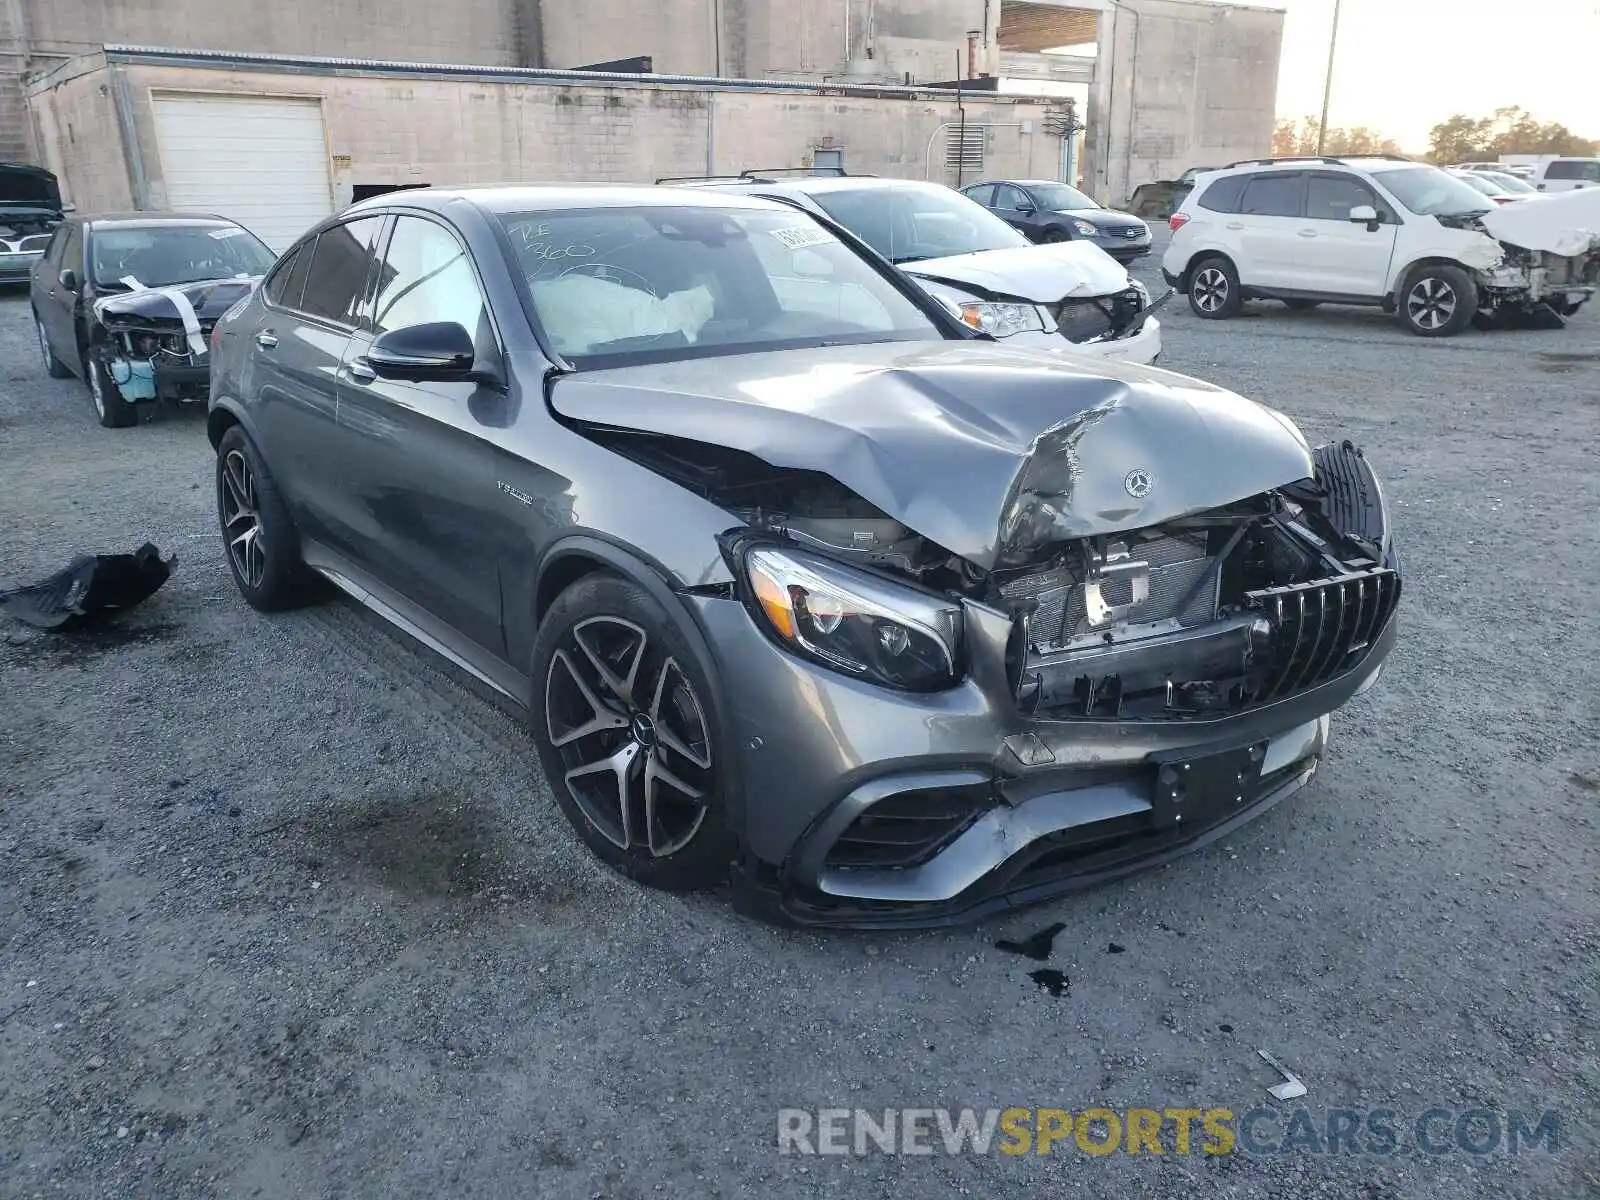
[1371,167,1494,218]
[807,184,1028,263]
[1483,171,1535,193]
[1454,172,1503,197]
[90,224,277,288]
[1025,183,1100,212]
[497,206,944,368]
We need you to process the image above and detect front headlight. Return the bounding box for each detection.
[958,301,1048,338]
[742,547,963,691]
[1130,278,1151,307]
[1070,218,1099,237]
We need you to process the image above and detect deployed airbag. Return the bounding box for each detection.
[530,275,714,355]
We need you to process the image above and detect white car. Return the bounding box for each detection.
[680,174,1162,364]
[1162,156,1600,337]
[1526,157,1600,193]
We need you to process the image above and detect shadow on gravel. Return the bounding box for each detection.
[1,619,185,665]
[300,789,600,911]
[1532,351,1600,374]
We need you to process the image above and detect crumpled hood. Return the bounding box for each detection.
[1479,186,1600,257]
[903,242,1131,303]
[95,276,261,330]
[550,341,1314,570]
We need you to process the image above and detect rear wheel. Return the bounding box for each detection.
[85,352,137,428]
[531,572,735,892]
[37,317,71,378]
[1400,264,1477,337]
[215,425,322,611]
[1188,256,1243,319]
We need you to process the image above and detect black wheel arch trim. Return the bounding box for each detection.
[533,533,749,841]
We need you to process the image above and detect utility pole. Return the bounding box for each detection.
[1315,0,1343,154]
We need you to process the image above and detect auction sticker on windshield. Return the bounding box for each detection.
[769,225,838,250]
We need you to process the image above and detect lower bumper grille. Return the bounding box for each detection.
[823,785,990,871]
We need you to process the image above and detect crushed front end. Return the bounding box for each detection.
[704,441,1400,928]
[90,277,258,407]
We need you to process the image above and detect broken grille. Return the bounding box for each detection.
[1243,568,1400,703]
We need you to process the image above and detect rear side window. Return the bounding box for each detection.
[1546,160,1600,181]
[298,217,384,326]
[964,184,996,206]
[263,245,308,308]
[1196,174,1248,213]
[1240,173,1305,217]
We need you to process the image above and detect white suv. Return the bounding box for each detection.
[1162,156,1597,337]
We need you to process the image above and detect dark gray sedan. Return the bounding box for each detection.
[963,179,1153,261]
[207,185,1399,927]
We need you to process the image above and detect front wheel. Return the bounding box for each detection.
[531,572,735,892]
[1400,264,1477,337]
[85,352,137,428]
[1188,257,1243,319]
[1039,227,1070,243]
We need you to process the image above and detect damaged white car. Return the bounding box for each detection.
[676,173,1163,363]
[1163,156,1599,337]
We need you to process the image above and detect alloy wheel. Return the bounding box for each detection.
[1407,278,1457,330]
[1193,267,1229,313]
[87,357,106,419]
[220,448,267,588]
[544,616,712,858]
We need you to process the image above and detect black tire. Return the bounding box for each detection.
[531,571,736,892]
[1399,263,1477,337]
[1283,298,1321,311]
[1039,226,1070,243]
[1188,256,1243,319]
[215,425,322,611]
[36,316,71,378]
[85,352,137,428]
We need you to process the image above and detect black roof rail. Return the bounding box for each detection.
[654,174,753,185]
[1224,155,1347,168]
[738,166,852,177]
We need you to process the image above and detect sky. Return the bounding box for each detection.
[1273,0,1600,152]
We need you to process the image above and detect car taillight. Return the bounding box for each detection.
[1169,212,1191,232]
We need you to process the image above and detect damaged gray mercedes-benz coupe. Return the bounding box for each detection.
[208,186,1401,927]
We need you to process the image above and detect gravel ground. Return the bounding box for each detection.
[1,244,1596,1199]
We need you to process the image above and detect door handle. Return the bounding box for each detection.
[346,359,376,383]
[1226,222,1245,230]
[255,331,278,349]
[1298,229,1319,238]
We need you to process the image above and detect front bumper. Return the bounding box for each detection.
[1090,234,1154,262]
[1003,317,1162,365]
[691,586,1396,929]
[0,254,40,283]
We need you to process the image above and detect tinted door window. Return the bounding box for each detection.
[298,217,384,326]
[1240,173,1305,217]
[1306,173,1383,221]
[996,184,1030,210]
[263,244,307,308]
[371,216,488,338]
[1196,174,1248,213]
[964,184,996,206]
[60,223,83,279]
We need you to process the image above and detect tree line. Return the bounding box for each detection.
[1271,107,1594,163]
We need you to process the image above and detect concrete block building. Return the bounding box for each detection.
[8,0,1284,237]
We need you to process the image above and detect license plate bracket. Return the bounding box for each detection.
[1149,740,1269,830]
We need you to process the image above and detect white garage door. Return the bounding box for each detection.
[152,95,333,251]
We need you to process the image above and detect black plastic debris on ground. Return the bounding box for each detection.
[995,922,1065,962]
[1029,968,1069,998]
[0,543,175,631]
[1107,942,1126,954]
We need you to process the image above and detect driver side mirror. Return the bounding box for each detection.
[367,321,493,384]
[1348,204,1381,231]
[58,267,78,292]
